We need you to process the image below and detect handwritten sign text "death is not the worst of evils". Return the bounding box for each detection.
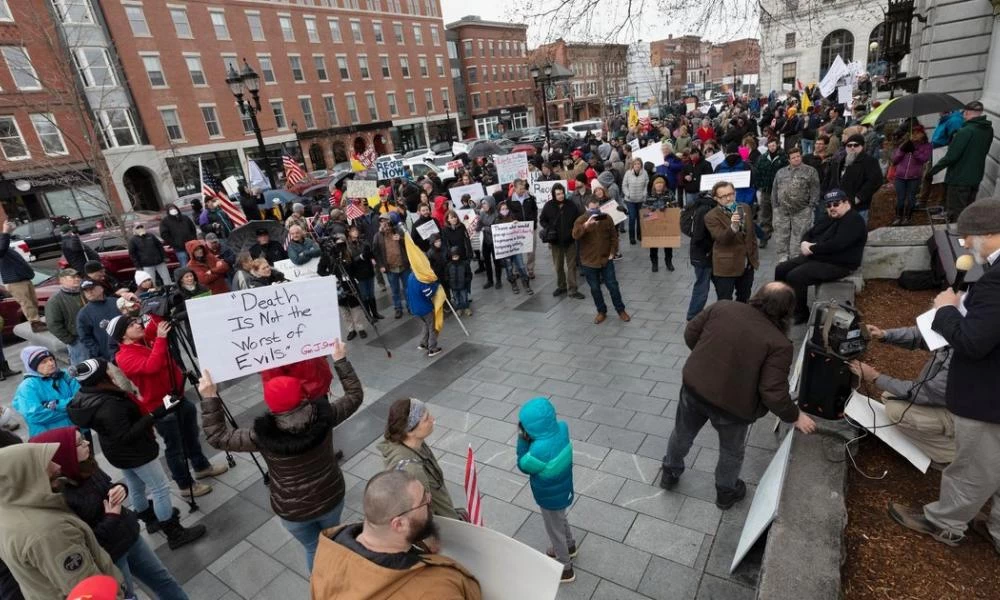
[186,278,342,383]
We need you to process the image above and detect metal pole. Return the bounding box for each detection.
[539,80,550,146]
[248,105,277,189]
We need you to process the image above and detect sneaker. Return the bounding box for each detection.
[559,567,576,583]
[346,330,358,341]
[569,291,585,300]
[552,288,567,297]
[193,464,229,480]
[715,479,747,510]
[427,347,443,357]
[612,252,623,260]
[465,308,473,317]
[176,482,213,497]
[417,343,429,351]
[888,502,965,547]
[546,544,579,559]
[659,470,679,489]
[395,308,403,319]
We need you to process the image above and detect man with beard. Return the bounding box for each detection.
[660,283,817,510]
[823,134,882,222]
[311,470,482,599]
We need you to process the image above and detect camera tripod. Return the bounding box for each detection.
[326,249,393,359]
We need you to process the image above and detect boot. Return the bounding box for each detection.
[510,278,520,294]
[651,261,659,273]
[522,276,533,295]
[136,506,179,534]
[0,360,20,379]
[161,514,207,550]
[483,278,494,290]
[367,299,384,320]
[902,207,913,225]
[665,257,675,272]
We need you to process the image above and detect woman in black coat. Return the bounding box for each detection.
[30,425,188,600]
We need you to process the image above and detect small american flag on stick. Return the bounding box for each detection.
[464,445,484,526]
[344,201,365,221]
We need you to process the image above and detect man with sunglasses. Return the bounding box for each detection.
[774,189,867,324]
[823,133,882,223]
[312,470,482,599]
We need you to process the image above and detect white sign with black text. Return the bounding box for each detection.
[491,221,534,259]
[376,159,406,180]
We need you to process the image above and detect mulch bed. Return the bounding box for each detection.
[842,280,1000,600]
[867,180,944,231]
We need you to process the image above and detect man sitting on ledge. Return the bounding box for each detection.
[849,322,955,466]
[774,188,868,324]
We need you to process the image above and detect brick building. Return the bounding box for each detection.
[97,0,456,202]
[530,38,628,126]
[0,0,120,223]
[445,15,533,139]
[713,38,761,94]
[650,35,711,99]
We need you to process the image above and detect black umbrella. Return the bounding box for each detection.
[227,220,286,254]
[467,142,505,159]
[874,92,964,124]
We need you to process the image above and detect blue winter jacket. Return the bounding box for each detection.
[12,354,80,437]
[655,155,684,190]
[932,111,964,148]
[405,272,438,317]
[714,157,756,205]
[516,397,574,511]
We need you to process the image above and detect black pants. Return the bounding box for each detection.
[712,265,754,303]
[480,239,504,284]
[649,247,673,264]
[774,256,852,317]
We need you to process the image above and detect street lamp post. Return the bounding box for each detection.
[227,60,278,189]
[530,64,554,147]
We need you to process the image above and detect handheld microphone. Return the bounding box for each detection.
[953,254,974,292]
[736,204,745,233]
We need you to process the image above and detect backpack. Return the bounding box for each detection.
[680,193,713,237]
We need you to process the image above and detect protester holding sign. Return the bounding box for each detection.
[493,203,533,295]
[573,197,630,324]
[508,179,539,278]
[643,176,680,272]
[476,197,504,290]
[411,203,438,252]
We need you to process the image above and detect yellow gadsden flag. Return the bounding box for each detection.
[404,231,446,332]
[627,103,639,129]
[800,90,812,114]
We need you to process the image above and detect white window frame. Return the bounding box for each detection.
[418,55,428,78]
[140,52,167,88]
[184,54,206,86]
[0,115,29,160]
[313,54,328,82]
[221,53,239,75]
[53,0,95,24]
[199,104,223,138]
[379,54,390,78]
[289,54,305,82]
[328,18,342,42]
[123,2,150,37]
[435,55,444,77]
[373,21,384,44]
[430,25,440,46]
[0,1,12,23]
[3,46,41,91]
[412,23,423,45]
[96,109,138,148]
[305,16,319,43]
[258,54,276,84]
[299,96,316,129]
[399,55,410,78]
[350,19,363,43]
[246,11,265,41]
[322,94,338,127]
[209,9,230,41]
[365,92,378,120]
[158,106,185,142]
[471,92,481,110]
[74,48,116,88]
[168,5,191,38]
[271,99,287,130]
[405,89,416,114]
[345,93,359,124]
[386,92,398,116]
[424,88,434,112]
[358,55,370,80]
[440,88,450,110]
[393,22,404,44]
[279,14,295,42]
[336,54,350,81]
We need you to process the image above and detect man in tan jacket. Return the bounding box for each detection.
[704,181,759,303]
[311,470,481,600]
[572,197,631,324]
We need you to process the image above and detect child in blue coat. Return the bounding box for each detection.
[405,271,441,357]
[516,396,577,583]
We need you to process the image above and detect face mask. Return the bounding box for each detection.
[499,209,509,216]
[168,209,179,216]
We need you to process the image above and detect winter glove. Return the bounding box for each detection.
[151,397,182,420]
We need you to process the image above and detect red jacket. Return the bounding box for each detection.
[260,357,334,400]
[115,337,184,415]
[184,240,230,294]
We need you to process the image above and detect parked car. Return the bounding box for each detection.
[406,161,457,185]
[374,153,403,164]
[562,120,604,139]
[430,141,453,155]
[0,267,59,337]
[9,218,68,258]
[58,234,179,284]
[79,211,165,245]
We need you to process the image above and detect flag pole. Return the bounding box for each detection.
[444,295,470,337]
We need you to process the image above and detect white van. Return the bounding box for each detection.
[561,120,604,139]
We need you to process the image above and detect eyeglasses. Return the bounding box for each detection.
[825,200,845,208]
[845,143,861,148]
[715,192,736,200]
[387,491,432,522]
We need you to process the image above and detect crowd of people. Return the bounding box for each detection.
[0,88,997,599]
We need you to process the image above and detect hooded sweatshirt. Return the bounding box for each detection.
[184,240,229,294]
[0,444,122,600]
[158,204,198,251]
[515,397,574,511]
[12,347,80,438]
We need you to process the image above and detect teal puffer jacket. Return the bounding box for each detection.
[516,397,574,511]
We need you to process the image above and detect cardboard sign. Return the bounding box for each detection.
[221,176,241,197]
[628,139,640,151]
[456,208,478,230]
[345,179,378,200]
[530,179,568,204]
[273,258,320,282]
[376,159,406,180]
[639,207,681,248]
[837,84,853,105]
[485,183,502,196]
[448,183,487,208]
[600,200,627,225]
[452,142,469,156]
[491,221,534,259]
[495,152,529,185]
[415,219,439,240]
[700,171,751,192]
[187,278,341,383]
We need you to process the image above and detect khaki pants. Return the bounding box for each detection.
[550,244,578,293]
[772,206,813,264]
[5,279,39,322]
[526,249,536,276]
[883,398,956,464]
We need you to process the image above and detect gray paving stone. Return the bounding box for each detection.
[569,496,638,542]
[271,538,309,579]
[542,378,582,399]
[580,404,635,428]
[469,398,518,419]
[568,369,615,387]
[634,350,678,368]
[650,381,682,400]
[505,387,551,405]
[616,392,669,415]
[600,348,639,362]
[425,403,482,432]
[533,338,568,352]
[468,416,518,444]
[574,533,651,589]
[625,514,705,568]
[554,567,601,600]
[562,415,599,441]
[181,570,231,600]
[213,545,285,600]
[608,374,656,395]
[475,439,518,471]
[626,412,675,437]
[675,496,724,535]
[573,464,627,503]
[468,366,513,384]
[572,384,622,406]
[429,389,481,411]
[474,464,528,502]
[536,362,576,379]
[571,440,611,469]
[548,395,591,418]
[480,493,530,537]
[642,365,686,383]
[613,479,686,522]
[435,430,488,455]
[637,556,701,600]
[513,511,587,555]
[696,574,755,600]
[590,335,631,349]
[563,343,603,358]
[599,449,662,484]
[588,424,646,453]
[569,356,609,370]
[502,372,548,390]
[251,568,310,600]
[345,450,387,481]
[591,580,654,600]
[471,381,516,401]
[606,360,650,379]
[246,516,294,555]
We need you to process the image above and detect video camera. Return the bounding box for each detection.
[139,285,187,321]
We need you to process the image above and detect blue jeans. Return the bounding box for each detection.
[123,458,174,522]
[686,263,712,321]
[581,262,625,315]
[67,340,89,365]
[684,192,699,207]
[385,269,408,311]
[503,254,529,281]
[281,501,344,573]
[626,202,642,242]
[800,138,815,156]
[895,178,921,213]
[153,397,211,488]
[115,537,188,600]
[452,287,469,309]
[174,250,189,268]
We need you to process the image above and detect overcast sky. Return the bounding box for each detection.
[439,0,759,46]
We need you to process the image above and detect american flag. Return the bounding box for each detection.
[464,446,484,526]
[344,201,365,221]
[199,160,247,227]
[283,154,306,187]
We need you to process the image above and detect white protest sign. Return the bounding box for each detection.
[221,176,241,197]
[530,179,568,204]
[448,183,487,208]
[494,152,529,185]
[452,141,469,155]
[731,430,794,573]
[632,142,665,167]
[707,152,725,170]
[701,171,751,191]
[485,183,502,196]
[345,179,378,199]
[187,278,341,383]
[456,208,477,229]
[845,392,931,473]
[931,146,948,185]
[446,159,464,170]
[837,84,853,105]
[376,159,406,180]
[600,200,627,225]
[437,517,561,600]
[415,219,439,240]
[628,139,640,151]
[491,221,534,259]
[273,257,320,282]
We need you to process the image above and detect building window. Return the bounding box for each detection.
[142,55,167,87]
[314,56,328,81]
[441,88,449,110]
[97,109,138,148]
[359,56,370,79]
[259,55,276,83]
[820,29,854,77]
[435,56,444,77]
[323,95,338,126]
[210,11,229,40]
[387,92,398,116]
[289,56,304,82]
[475,116,500,139]
[373,22,384,43]
[781,62,796,88]
[279,15,295,41]
[337,56,350,80]
[75,48,116,88]
[399,56,410,78]
[240,105,254,134]
[380,55,390,77]
[366,92,378,120]
[463,40,473,56]
[412,24,423,45]
[785,32,796,49]
[247,13,265,41]
[201,106,222,137]
[867,22,885,69]
[0,1,11,22]
[222,55,239,74]
[346,95,359,123]
[489,40,494,57]
[482,64,488,83]
[350,20,362,42]
[430,25,440,46]
[471,92,480,110]
[418,56,428,77]
[160,108,184,141]
[305,17,319,42]
[29,113,67,156]
[2,47,40,91]
[300,97,316,129]
[405,91,416,114]
[52,0,92,24]
[124,4,149,36]
[393,23,404,44]
[478,40,484,57]
[468,67,478,83]
[329,18,342,42]
[386,0,399,11]
[424,89,434,112]
[271,101,287,129]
